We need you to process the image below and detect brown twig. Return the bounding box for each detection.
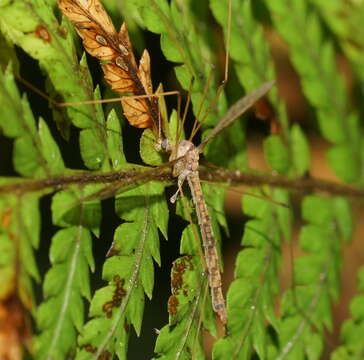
[200,167,364,197]
[1,165,363,199]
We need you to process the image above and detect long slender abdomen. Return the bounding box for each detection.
[187,172,227,325]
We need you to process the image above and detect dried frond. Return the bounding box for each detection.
[0,292,32,360]
[58,0,160,133]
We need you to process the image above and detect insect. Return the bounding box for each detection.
[57,0,274,326]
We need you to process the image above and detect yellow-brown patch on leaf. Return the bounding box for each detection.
[0,292,32,360]
[35,25,51,42]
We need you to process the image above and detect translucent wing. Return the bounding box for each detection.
[197,81,275,152]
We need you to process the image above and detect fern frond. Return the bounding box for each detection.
[1,0,364,358]
[153,223,215,360]
[36,224,95,359]
[76,180,167,359]
[153,255,208,359]
[0,0,109,169]
[0,63,88,358]
[132,0,229,136]
[0,64,52,285]
[309,0,364,86]
[265,0,362,183]
[275,195,353,360]
[0,65,64,177]
[213,188,283,359]
[331,265,364,359]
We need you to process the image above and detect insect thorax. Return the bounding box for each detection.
[170,140,199,178]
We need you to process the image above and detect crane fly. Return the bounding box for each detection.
[57,0,275,326]
[12,80,274,327]
[166,82,274,325]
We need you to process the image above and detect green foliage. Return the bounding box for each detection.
[213,190,283,360]
[36,226,94,360]
[76,181,167,359]
[129,0,251,170]
[153,232,212,359]
[331,266,364,359]
[0,0,109,167]
[265,0,362,183]
[0,0,363,359]
[309,0,364,87]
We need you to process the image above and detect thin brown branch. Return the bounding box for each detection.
[200,167,364,198]
[1,164,363,199]
[0,167,173,195]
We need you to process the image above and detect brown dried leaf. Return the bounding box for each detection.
[101,63,137,93]
[59,0,115,32]
[121,97,153,129]
[58,0,116,60]
[118,23,137,69]
[0,293,32,360]
[58,0,161,132]
[138,50,153,95]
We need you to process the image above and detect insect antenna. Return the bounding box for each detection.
[188,0,232,143]
[188,66,216,142]
[17,66,185,149]
[174,77,195,147]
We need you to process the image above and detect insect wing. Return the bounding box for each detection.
[198,81,275,152]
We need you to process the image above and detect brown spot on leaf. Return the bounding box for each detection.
[101,277,127,317]
[171,273,183,292]
[57,26,68,38]
[124,321,130,333]
[167,295,179,315]
[35,25,51,42]
[171,256,193,294]
[102,301,114,314]
[106,246,120,257]
[1,207,12,228]
[98,350,112,360]
[83,344,97,353]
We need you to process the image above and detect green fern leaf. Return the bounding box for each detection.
[76,181,167,358]
[36,226,94,359]
[0,0,111,168]
[213,189,282,359]
[265,0,362,183]
[153,240,209,359]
